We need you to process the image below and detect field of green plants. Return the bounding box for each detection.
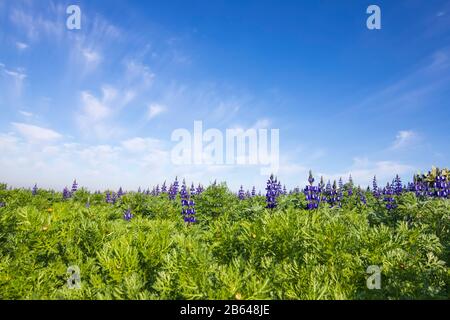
[0,172,449,300]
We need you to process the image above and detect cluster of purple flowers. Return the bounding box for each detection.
[238,185,245,200]
[169,177,179,200]
[434,175,449,198]
[180,180,196,224]
[196,184,204,195]
[123,208,133,221]
[63,187,72,200]
[372,176,381,199]
[117,187,125,198]
[303,171,321,210]
[0,202,5,208]
[32,184,38,196]
[383,182,396,210]
[161,182,167,194]
[324,180,341,207]
[71,180,78,193]
[266,174,282,209]
[105,191,118,204]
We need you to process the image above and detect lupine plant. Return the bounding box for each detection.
[71,180,78,193]
[123,208,133,221]
[304,171,320,210]
[238,185,245,200]
[63,187,71,200]
[180,180,196,224]
[265,174,279,209]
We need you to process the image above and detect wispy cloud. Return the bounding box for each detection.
[391,130,419,150]
[12,122,62,142]
[125,60,155,87]
[0,63,27,81]
[19,110,33,117]
[76,85,136,140]
[147,103,166,120]
[16,41,29,50]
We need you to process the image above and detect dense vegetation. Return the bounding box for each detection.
[0,169,449,300]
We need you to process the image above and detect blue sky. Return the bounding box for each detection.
[0,0,449,192]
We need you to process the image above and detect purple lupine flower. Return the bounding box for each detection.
[123,208,133,221]
[347,175,353,196]
[383,182,396,210]
[258,191,262,196]
[266,174,279,209]
[304,171,319,210]
[105,192,112,203]
[117,187,124,198]
[372,176,381,199]
[282,185,287,195]
[338,178,343,191]
[393,175,402,195]
[161,181,167,194]
[308,173,315,185]
[196,184,204,195]
[63,187,71,200]
[251,186,256,197]
[358,187,366,205]
[238,185,245,200]
[190,183,196,196]
[155,184,160,196]
[180,180,196,223]
[145,188,150,195]
[245,190,251,198]
[32,184,38,196]
[137,187,142,193]
[169,177,179,200]
[111,192,118,204]
[71,180,78,193]
[434,175,448,198]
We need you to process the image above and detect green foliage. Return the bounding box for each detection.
[0,186,448,300]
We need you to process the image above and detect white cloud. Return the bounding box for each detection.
[80,91,110,120]
[82,49,101,65]
[125,60,155,87]
[19,110,33,117]
[391,130,419,150]
[0,63,27,81]
[121,137,163,153]
[76,86,136,140]
[16,42,29,50]
[12,122,62,142]
[147,103,166,120]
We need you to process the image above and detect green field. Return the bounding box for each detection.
[0,181,448,300]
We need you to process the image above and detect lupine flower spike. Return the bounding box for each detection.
[266,174,278,209]
[238,185,245,200]
[71,180,78,193]
[123,208,133,221]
